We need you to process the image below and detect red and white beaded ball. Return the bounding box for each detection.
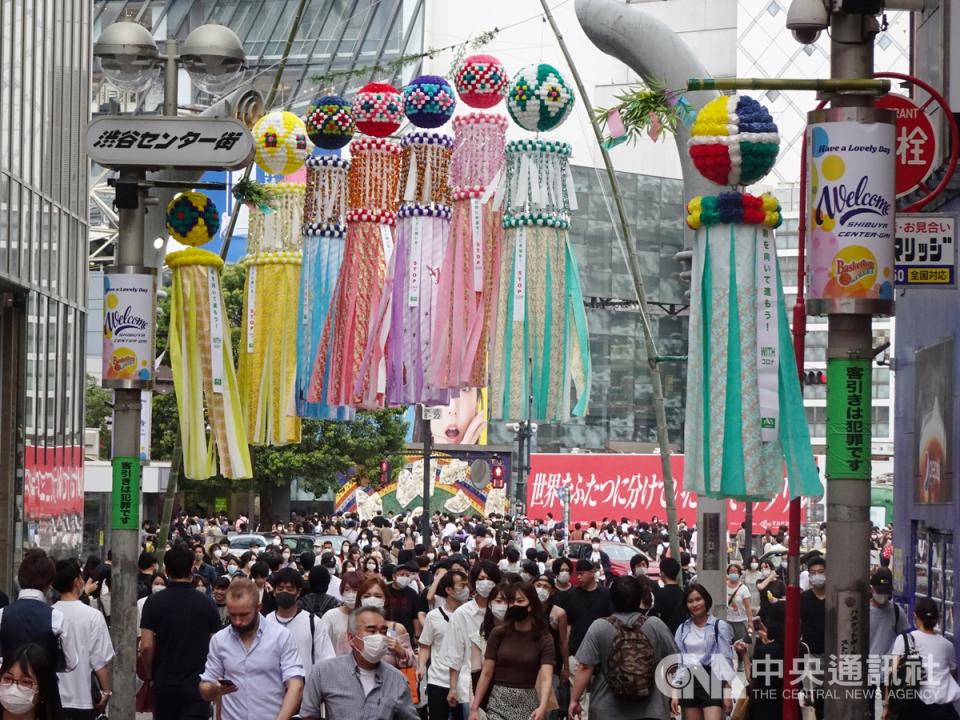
[352,82,403,137]
[454,54,508,109]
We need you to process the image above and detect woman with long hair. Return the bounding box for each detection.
[885,597,960,719]
[470,583,556,720]
[0,644,62,720]
[319,570,366,655]
[671,584,736,720]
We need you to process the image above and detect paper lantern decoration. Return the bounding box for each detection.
[507,63,575,133]
[352,83,403,137]
[455,54,508,109]
[304,95,354,150]
[166,192,219,246]
[681,191,821,503]
[403,75,456,129]
[253,110,311,176]
[688,95,780,187]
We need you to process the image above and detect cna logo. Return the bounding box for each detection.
[656,655,746,701]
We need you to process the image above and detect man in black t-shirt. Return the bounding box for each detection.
[387,562,421,639]
[651,557,686,633]
[799,556,826,720]
[140,544,222,720]
[557,559,614,656]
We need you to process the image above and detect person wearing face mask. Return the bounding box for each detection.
[534,574,570,707]
[200,579,305,720]
[866,568,908,719]
[190,545,217,597]
[299,566,342,617]
[212,576,231,627]
[300,607,419,720]
[265,568,335,678]
[321,571,366,655]
[588,542,611,583]
[365,556,382,578]
[799,556,827,720]
[420,571,471,720]
[440,561,504,713]
[724,563,754,668]
[555,560,613,699]
[742,555,761,608]
[470,583,556,720]
[355,578,417,670]
[0,643,63,720]
[224,555,240,577]
[388,563,421,639]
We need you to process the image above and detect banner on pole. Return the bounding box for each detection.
[825,359,871,480]
[111,457,141,530]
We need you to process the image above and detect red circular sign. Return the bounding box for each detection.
[876,94,937,198]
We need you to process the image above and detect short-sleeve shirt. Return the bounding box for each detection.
[484,627,555,689]
[140,582,221,693]
[726,584,751,622]
[556,587,613,655]
[54,600,115,709]
[388,585,420,639]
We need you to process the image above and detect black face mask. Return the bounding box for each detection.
[275,592,297,610]
[506,605,530,622]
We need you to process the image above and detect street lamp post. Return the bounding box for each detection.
[92,20,246,719]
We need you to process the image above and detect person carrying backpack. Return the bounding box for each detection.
[569,576,677,720]
[867,568,909,719]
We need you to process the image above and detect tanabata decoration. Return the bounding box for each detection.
[403,75,456,129]
[298,156,355,420]
[304,95,354,150]
[688,95,780,187]
[428,113,508,392]
[489,139,590,421]
[361,132,454,406]
[352,83,403,138]
[166,191,220,246]
[238,182,304,445]
[507,63,575,133]
[455,54,508,109]
[683,95,821,502]
[166,199,251,479]
[253,110,312,176]
[311,136,403,407]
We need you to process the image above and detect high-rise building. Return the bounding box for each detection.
[0,1,92,585]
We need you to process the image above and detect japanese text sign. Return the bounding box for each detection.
[895,214,956,287]
[111,456,141,531]
[826,359,872,480]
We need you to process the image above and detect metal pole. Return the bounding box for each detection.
[110,168,146,720]
[540,0,682,562]
[421,412,432,547]
[163,39,178,116]
[156,438,181,570]
[686,76,889,93]
[743,502,753,564]
[515,425,526,513]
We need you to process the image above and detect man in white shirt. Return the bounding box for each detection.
[265,568,335,677]
[420,570,471,720]
[52,558,114,720]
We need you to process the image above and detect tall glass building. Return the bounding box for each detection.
[0,1,91,585]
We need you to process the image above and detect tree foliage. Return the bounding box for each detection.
[84,374,112,459]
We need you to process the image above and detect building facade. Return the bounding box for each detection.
[0,1,91,587]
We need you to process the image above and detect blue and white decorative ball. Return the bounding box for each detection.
[506,64,575,133]
[403,75,457,129]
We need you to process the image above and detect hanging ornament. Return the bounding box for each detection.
[507,63,575,133]
[166,191,220,246]
[311,136,403,407]
[304,95,354,150]
[238,183,304,446]
[402,75,457,129]
[455,54,508,109]
[253,110,312,176]
[489,139,590,421]
[352,82,403,137]
[688,95,780,187]
[299,156,355,420]
[167,248,252,480]
[428,113,508,392]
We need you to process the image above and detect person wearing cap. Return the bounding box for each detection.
[388,562,421,639]
[868,567,908,719]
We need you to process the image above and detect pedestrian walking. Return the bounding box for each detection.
[265,567,336,677]
[321,570,366,655]
[867,568,908,719]
[419,570,470,720]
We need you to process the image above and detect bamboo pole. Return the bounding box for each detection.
[540,0,683,567]
[687,76,890,93]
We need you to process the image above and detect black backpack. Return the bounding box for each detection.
[889,631,925,712]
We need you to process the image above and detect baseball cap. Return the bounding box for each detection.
[870,567,893,589]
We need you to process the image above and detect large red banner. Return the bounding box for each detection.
[23,445,84,519]
[526,453,807,532]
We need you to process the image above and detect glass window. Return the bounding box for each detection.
[10,0,23,179]
[8,181,20,278]
[0,0,11,174]
[25,293,37,437]
[0,172,8,274]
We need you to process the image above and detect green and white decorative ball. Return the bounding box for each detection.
[506,63,575,133]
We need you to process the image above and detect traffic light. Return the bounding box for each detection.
[805,370,826,385]
[491,458,504,489]
[379,460,389,483]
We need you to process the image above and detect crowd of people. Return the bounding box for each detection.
[0,509,951,720]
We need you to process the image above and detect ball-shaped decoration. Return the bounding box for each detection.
[166,192,220,247]
[253,110,312,175]
[352,82,403,137]
[403,75,456,129]
[507,63,575,133]
[304,95,354,150]
[455,54,508,109]
[688,95,780,187]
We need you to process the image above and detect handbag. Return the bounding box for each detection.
[730,693,751,720]
[400,665,420,705]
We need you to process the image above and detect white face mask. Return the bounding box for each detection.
[427,553,435,561]
[557,571,571,585]
[361,596,385,610]
[475,579,495,598]
[342,591,357,607]
[490,602,508,620]
[152,585,165,594]
[520,572,532,582]
[359,633,389,663]
[760,569,771,579]
[272,538,282,546]
[213,549,222,559]
[750,563,759,571]
[0,684,37,714]
[454,587,471,603]
[809,573,826,587]
[536,587,551,603]
[394,575,411,589]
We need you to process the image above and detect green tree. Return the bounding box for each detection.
[85,374,112,459]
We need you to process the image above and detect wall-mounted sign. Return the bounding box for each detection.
[102,271,156,389]
[894,214,956,287]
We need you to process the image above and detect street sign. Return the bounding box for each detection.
[894,214,956,287]
[876,94,937,198]
[421,405,444,421]
[111,456,141,530]
[86,115,255,170]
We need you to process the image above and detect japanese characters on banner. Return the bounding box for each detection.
[756,230,779,442]
[825,360,871,480]
[894,214,956,287]
[806,120,896,307]
[525,454,807,531]
[23,445,83,556]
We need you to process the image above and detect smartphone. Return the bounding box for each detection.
[752,617,763,632]
[218,679,236,690]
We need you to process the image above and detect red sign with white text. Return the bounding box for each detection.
[876,94,937,198]
[526,453,806,532]
[23,445,84,519]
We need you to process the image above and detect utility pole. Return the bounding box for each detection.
[421,410,433,546]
